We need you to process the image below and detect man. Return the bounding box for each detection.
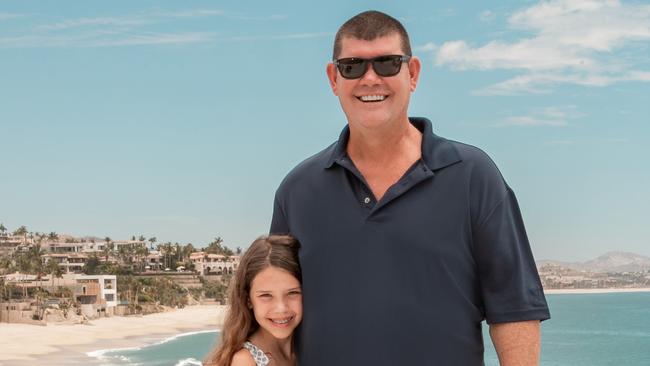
[271,10,549,366]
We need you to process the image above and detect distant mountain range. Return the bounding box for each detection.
[538,251,650,273]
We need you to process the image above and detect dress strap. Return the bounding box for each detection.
[243,341,270,366]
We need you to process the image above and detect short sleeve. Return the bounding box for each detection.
[270,192,290,235]
[473,187,550,324]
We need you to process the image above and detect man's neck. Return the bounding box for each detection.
[346,117,421,165]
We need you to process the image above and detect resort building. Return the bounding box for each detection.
[189,252,240,275]
[46,241,105,253]
[1,273,119,319]
[145,251,164,271]
[73,274,118,317]
[113,239,148,250]
[43,253,90,273]
[43,239,145,254]
[0,301,36,323]
[0,234,26,255]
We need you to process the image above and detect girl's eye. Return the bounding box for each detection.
[288,291,302,296]
[259,294,272,298]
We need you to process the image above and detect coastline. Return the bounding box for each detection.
[544,287,650,295]
[0,304,226,365]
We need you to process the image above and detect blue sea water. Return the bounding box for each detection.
[93,292,650,365]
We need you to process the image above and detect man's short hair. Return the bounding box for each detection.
[333,10,412,60]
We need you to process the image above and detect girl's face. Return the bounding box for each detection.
[249,266,302,340]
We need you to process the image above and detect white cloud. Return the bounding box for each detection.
[415,42,437,52]
[1,9,297,48]
[88,32,216,47]
[0,13,26,20]
[498,106,583,127]
[158,9,226,18]
[545,137,629,145]
[477,70,650,95]
[0,31,330,48]
[433,0,650,94]
[35,9,231,31]
[437,39,594,71]
[478,10,496,22]
[504,116,566,126]
[545,139,575,145]
[0,31,217,48]
[222,32,330,42]
[36,16,151,31]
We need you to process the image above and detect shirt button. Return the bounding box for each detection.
[363,197,371,204]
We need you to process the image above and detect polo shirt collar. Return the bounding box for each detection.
[324,117,461,171]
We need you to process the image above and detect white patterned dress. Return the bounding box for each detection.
[242,341,270,366]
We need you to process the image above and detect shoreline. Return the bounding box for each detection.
[0,304,226,365]
[544,287,650,295]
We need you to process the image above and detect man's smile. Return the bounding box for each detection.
[356,94,388,102]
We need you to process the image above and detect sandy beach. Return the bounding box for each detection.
[544,287,650,295]
[0,304,227,365]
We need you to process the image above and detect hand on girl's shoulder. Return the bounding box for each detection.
[230,348,257,366]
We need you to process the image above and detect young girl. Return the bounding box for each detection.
[204,235,302,366]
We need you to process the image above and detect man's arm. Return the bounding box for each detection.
[270,194,289,235]
[489,320,541,366]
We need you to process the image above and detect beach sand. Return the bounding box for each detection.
[544,287,650,295]
[0,304,226,365]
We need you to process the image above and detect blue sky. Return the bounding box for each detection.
[1,1,648,261]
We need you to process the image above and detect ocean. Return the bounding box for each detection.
[90,292,650,365]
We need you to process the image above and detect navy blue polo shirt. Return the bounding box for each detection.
[271,117,550,365]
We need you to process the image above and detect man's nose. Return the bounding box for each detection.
[359,62,382,85]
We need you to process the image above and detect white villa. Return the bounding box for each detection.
[190,252,240,275]
[74,274,117,307]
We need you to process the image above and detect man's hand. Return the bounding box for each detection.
[489,320,541,366]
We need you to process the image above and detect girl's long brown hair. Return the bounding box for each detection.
[204,235,301,366]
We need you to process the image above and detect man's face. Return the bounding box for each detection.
[327,33,421,132]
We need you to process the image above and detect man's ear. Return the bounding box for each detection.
[326,63,339,96]
[408,56,421,92]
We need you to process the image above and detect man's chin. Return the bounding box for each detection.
[348,113,397,131]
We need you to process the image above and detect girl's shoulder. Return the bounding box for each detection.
[230,348,257,366]
[240,341,270,366]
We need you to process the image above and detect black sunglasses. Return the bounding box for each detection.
[333,54,411,79]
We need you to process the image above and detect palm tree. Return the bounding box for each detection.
[174,243,182,268]
[47,232,59,244]
[159,242,174,269]
[118,245,128,266]
[13,226,28,244]
[46,259,63,288]
[25,245,46,308]
[148,237,157,250]
[182,243,195,262]
[84,254,101,275]
[0,255,13,279]
[103,237,113,262]
[0,223,7,235]
[135,246,149,272]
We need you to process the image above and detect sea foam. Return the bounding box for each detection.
[175,358,203,366]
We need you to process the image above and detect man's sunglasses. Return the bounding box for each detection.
[333,55,411,79]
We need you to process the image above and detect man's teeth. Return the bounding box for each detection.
[359,95,386,102]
